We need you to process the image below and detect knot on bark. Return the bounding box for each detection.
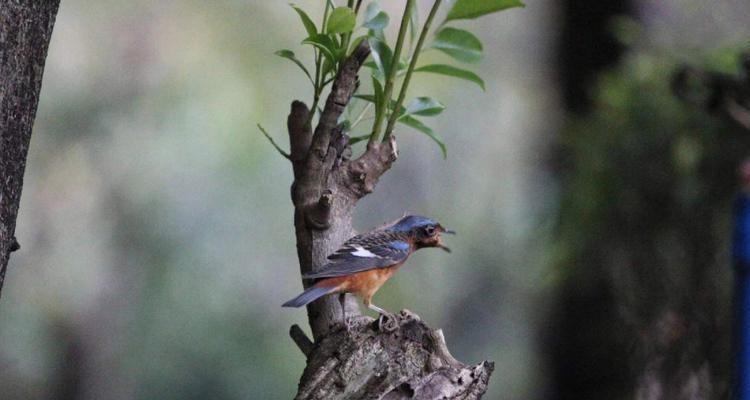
[304,190,334,230]
[328,126,351,169]
[293,310,494,400]
[343,136,399,198]
[9,237,20,252]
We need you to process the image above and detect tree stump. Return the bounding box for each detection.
[291,311,494,400]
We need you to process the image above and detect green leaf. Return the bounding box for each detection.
[363,61,384,81]
[302,34,338,63]
[326,7,356,34]
[399,116,447,158]
[366,57,406,77]
[354,94,377,103]
[414,64,485,90]
[445,0,524,22]
[291,5,317,36]
[431,27,483,63]
[408,4,419,45]
[364,2,389,30]
[368,28,385,42]
[364,2,380,21]
[274,50,314,85]
[403,97,446,117]
[369,38,393,78]
[354,94,401,113]
[365,11,390,30]
[321,57,336,80]
[348,134,370,145]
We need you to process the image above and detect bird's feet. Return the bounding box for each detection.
[377,312,400,332]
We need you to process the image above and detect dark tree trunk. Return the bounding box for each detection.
[549,1,638,398]
[556,0,633,114]
[0,0,60,298]
[550,54,750,400]
[284,40,494,399]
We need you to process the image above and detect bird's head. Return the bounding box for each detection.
[386,215,455,252]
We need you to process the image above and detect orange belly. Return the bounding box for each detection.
[319,263,404,300]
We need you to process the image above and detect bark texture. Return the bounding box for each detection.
[285,39,493,398]
[0,0,60,298]
[294,313,493,400]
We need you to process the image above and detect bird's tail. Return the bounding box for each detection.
[282,283,337,308]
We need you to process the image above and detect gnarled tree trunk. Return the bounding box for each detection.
[284,40,494,399]
[0,0,60,299]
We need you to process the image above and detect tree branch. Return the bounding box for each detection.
[0,0,61,298]
[258,124,291,160]
[384,0,442,141]
[368,0,415,146]
[288,40,372,342]
[288,100,312,173]
[294,39,370,214]
[294,311,494,400]
[289,324,315,358]
[341,134,398,198]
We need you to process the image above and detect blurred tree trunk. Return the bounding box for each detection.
[549,1,635,398]
[283,40,493,399]
[0,0,60,298]
[556,0,633,114]
[550,51,750,399]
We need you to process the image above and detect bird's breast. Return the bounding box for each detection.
[337,262,405,296]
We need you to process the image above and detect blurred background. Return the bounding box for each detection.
[1,0,749,399]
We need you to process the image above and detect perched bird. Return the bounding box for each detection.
[282,215,454,326]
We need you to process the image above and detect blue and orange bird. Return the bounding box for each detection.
[282,215,454,324]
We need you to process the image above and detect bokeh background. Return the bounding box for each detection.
[1,0,749,399]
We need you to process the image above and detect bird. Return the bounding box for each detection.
[282,215,454,329]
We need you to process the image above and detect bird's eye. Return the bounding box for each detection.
[424,226,435,236]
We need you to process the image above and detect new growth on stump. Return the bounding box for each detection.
[261,0,523,398]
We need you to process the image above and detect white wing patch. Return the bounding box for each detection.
[351,245,378,258]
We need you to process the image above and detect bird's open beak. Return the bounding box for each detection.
[436,234,452,253]
[439,225,456,235]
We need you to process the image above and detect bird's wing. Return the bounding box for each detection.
[302,232,411,279]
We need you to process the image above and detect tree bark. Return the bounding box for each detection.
[285,39,494,399]
[0,0,60,298]
[294,313,494,400]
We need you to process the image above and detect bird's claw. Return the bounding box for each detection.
[378,312,399,332]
